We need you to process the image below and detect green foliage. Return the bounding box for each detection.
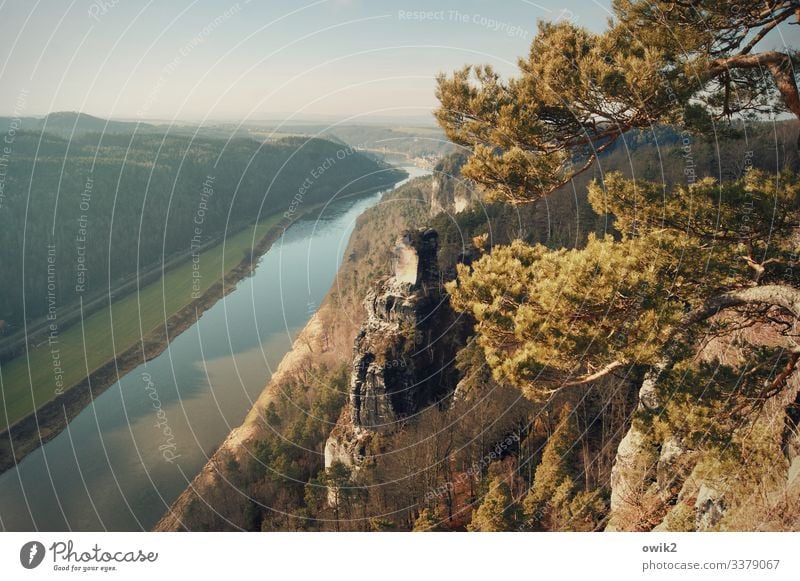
[525,407,578,510]
[468,475,520,531]
[563,490,608,532]
[523,407,607,530]
[447,233,683,398]
[447,168,800,400]
[648,343,800,456]
[436,1,799,203]
[369,517,397,531]
[323,461,354,506]
[588,170,800,267]
[412,508,446,532]
[523,408,576,524]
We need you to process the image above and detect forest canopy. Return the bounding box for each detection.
[0,129,402,327]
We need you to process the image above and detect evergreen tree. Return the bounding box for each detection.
[468,476,520,532]
[524,407,579,519]
[436,0,800,204]
[447,170,800,403]
[412,508,446,532]
[438,1,800,405]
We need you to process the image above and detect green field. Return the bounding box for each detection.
[0,214,282,431]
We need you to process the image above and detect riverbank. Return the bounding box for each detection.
[154,172,436,531]
[0,217,254,364]
[0,178,405,476]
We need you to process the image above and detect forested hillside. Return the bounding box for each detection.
[158,119,799,532]
[0,128,402,329]
[158,0,800,533]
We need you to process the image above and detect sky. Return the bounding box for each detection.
[0,0,797,124]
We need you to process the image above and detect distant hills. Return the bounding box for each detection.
[0,111,156,137]
[0,112,454,161]
[0,117,405,328]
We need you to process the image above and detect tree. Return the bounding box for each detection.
[439,1,800,408]
[412,508,446,532]
[436,0,800,204]
[522,406,605,531]
[524,407,579,518]
[323,461,354,532]
[447,170,800,401]
[468,476,520,531]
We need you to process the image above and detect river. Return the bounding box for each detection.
[0,166,428,531]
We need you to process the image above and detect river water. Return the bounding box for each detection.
[0,167,428,531]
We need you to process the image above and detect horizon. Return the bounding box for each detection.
[4,1,798,124]
[7,108,799,130]
[3,109,444,126]
[0,0,616,122]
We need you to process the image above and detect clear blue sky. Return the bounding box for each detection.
[0,0,796,124]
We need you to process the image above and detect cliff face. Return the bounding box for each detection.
[156,173,477,531]
[607,378,800,531]
[424,153,474,217]
[325,228,467,468]
[606,326,800,532]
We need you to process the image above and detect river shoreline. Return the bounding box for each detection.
[0,178,404,476]
[154,170,434,531]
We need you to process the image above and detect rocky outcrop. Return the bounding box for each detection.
[324,421,363,468]
[606,373,664,532]
[694,484,726,529]
[607,326,800,532]
[351,229,443,429]
[426,154,474,217]
[325,228,467,470]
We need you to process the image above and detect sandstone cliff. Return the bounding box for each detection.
[325,228,467,470]
[155,172,470,530]
[606,324,800,531]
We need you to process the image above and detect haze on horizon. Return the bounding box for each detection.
[0,0,616,124]
[3,0,799,125]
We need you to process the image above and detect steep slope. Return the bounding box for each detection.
[157,125,800,532]
[154,157,593,531]
[155,177,439,530]
[607,326,800,531]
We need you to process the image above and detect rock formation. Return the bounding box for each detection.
[325,228,466,469]
[426,153,474,217]
[606,328,800,531]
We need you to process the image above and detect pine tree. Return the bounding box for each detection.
[523,407,578,527]
[437,3,800,532]
[468,476,520,532]
[446,170,800,403]
[412,508,446,532]
[436,1,800,204]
